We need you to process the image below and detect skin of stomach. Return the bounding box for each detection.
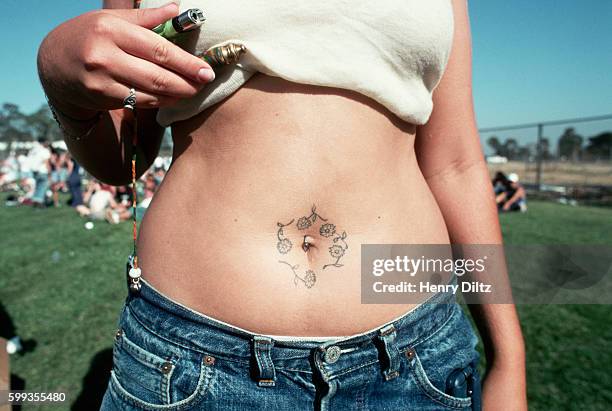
[138,73,451,336]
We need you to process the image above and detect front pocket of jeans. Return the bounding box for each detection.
[111,329,215,409]
[407,350,472,409]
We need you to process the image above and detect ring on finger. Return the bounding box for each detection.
[123,88,137,110]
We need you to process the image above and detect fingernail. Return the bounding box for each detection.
[198,68,215,82]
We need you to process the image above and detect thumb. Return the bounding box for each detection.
[104,2,179,29]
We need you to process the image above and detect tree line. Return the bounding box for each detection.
[2,102,611,161]
[0,103,62,143]
[487,127,612,162]
[0,102,172,152]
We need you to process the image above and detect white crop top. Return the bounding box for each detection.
[140,0,455,126]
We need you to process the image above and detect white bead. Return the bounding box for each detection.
[129,267,142,279]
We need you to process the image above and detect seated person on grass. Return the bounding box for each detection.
[76,180,118,220]
[496,172,527,212]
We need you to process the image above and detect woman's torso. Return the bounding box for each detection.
[138,74,451,336]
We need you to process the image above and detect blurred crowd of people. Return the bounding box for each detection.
[2,141,527,219]
[493,171,527,212]
[0,138,169,224]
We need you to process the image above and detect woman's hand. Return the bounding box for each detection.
[37,3,214,118]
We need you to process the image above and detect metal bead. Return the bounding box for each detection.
[129,267,142,279]
[129,281,141,294]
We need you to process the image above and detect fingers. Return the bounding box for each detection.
[108,50,202,99]
[103,3,179,29]
[127,88,179,109]
[97,82,179,109]
[80,4,213,109]
[113,22,214,84]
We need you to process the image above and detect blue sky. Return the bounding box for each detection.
[0,0,610,149]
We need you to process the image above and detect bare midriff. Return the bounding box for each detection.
[138,73,451,336]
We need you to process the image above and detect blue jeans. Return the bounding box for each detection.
[101,280,480,410]
[32,172,48,203]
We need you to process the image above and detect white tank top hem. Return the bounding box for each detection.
[139,0,455,126]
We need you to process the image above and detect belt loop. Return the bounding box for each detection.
[377,324,400,381]
[252,335,276,387]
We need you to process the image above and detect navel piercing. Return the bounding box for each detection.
[302,235,314,252]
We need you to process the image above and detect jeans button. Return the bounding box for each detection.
[324,346,341,364]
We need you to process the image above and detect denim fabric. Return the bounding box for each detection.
[32,172,48,203]
[100,280,480,410]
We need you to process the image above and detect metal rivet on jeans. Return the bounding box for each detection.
[405,348,415,359]
[115,329,123,340]
[161,361,173,374]
[324,346,342,364]
[204,355,215,366]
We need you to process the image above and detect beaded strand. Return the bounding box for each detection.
[124,89,142,294]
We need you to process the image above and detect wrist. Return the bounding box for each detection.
[486,340,526,372]
[46,94,101,123]
[46,96,103,142]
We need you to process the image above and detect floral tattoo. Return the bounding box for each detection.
[323,231,348,269]
[275,205,349,288]
[276,219,294,254]
[296,205,327,230]
[278,261,317,288]
[319,223,336,237]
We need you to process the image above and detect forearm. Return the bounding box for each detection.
[415,0,527,405]
[36,0,205,186]
[56,104,163,186]
[505,189,524,207]
[426,160,525,370]
[40,59,163,186]
[426,159,501,243]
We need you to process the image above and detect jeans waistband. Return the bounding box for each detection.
[129,278,457,352]
[126,279,458,384]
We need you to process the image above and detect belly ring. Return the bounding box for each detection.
[302,235,314,252]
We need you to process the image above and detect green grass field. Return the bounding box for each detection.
[1,198,611,410]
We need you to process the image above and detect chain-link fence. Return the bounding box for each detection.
[480,114,612,206]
